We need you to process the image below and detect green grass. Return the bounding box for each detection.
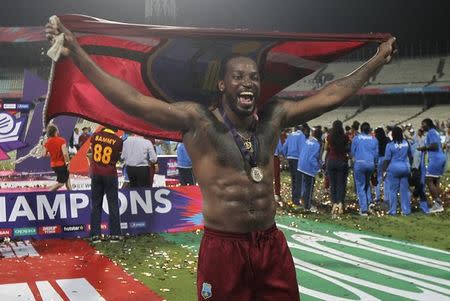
[279,169,450,251]
[279,210,450,251]
[95,233,199,301]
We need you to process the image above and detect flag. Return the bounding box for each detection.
[45,14,391,141]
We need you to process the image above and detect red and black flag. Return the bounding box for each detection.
[45,14,390,140]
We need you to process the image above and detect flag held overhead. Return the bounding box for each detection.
[45,14,391,141]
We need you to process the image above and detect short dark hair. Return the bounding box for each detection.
[302,123,311,137]
[313,127,323,140]
[421,118,435,129]
[352,121,360,131]
[47,124,58,137]
[392,126,404,143]
[219,55,261,80]
[360,122,371,134]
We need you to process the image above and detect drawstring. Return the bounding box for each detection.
[251,231,268,249]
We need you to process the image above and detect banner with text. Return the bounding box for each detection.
[0,186,203,239]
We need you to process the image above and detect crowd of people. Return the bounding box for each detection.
[277,118,449,216]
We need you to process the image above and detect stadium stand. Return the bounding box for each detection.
[284,56,450,93]
[0,68,24,95]
[407,104,450,129]
[308,106,360,128]
[345,105,424,128]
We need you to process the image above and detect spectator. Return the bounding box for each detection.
[72,127,80,150]
[78,127,91,148]
[297,127,322,212]
[154,139,164,155]
[43,124,72,191]
[282,125,307,205]
[321,126,330,191]
[386,125,393,140]
[411,128,429,213]
[383,126,412,216]
[349,120,360,141]
[445,125,450,171]
[176,142,195,185]
[417,118,447,213]
[403,123,413,143]
[273,138,284,203]
[87,126,123,242]
[345,125,352,138]
[326,120,350,217]
[374,127,390,204]
[351,122,378,216]
[120,132,130,189]
[121,134,157,188]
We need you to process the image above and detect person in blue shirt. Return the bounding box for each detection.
[282,124,308,205]
[176,142,195,185]
[417,118,447,213]
[374,127,390,204]
[382,126,412,215]
[274,138,284,203]
[297,128,322,212]
[351,122,378,216]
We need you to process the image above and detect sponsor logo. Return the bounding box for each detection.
[0,112,27,160]
[16,103,30,110]
[13,227,37,236]
[38,225,62,235]
[129,221,146,229]
[120,222,128,230]
[0,228,12,237]
[2,103,16,110]
[63,224,85,232]
[86,223,108,231]
[201,282,212,299]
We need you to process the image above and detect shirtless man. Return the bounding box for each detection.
[46,17,396,301]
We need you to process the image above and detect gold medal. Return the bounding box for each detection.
[250,167,263,182]
[243,140,253,151]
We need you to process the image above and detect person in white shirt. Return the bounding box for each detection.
[121,134,157,188]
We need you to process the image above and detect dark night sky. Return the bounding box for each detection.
[0,0,448,45]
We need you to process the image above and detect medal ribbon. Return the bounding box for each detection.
[219,106,259,168]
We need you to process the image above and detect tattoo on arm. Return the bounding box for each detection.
[334,73,367,89]
[259,100,286,128]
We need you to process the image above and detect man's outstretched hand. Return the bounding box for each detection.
[376,37,397,64]
[45,16,78,57]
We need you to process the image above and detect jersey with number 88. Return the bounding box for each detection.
[89,130,123,176]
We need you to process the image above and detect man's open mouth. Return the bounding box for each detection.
[238,91,255,107]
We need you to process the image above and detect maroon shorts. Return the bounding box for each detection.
[197,224,300,301]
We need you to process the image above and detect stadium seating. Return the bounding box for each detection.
[284,56,450,93]
[407,104,450,129]
[345,105,423,128]
[308,106,360,128]
[0,68,24,94]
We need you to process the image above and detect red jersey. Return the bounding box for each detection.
[89,129,123,176]
[326,134,349,161]
[44,136,66,167]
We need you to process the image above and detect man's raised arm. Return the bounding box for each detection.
[45,17,195,132]
[279,38,396,127]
